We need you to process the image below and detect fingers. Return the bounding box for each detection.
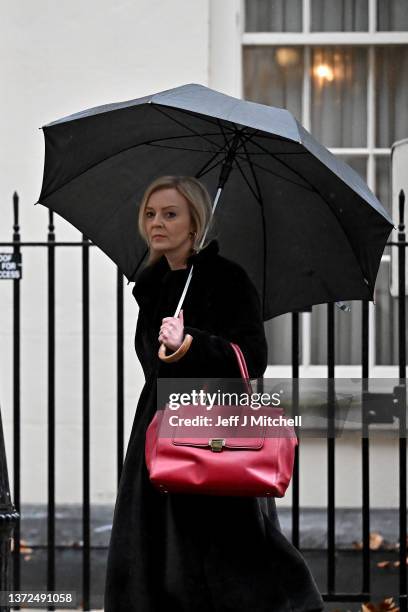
[161,321,175,331]
[161,313,184,331]
[158,310,185,348]
[159,311,185,345]
[158,327,169,340]
[161,319,177,333]
[162,310,184,324]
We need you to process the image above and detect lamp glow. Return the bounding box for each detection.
[314,64,334,81]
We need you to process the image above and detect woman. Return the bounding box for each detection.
[104,176,324,611]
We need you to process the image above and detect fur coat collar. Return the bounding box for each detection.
[132,238,220,312]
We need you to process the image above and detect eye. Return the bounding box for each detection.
[145,211,154,218]
[166,211,176,218]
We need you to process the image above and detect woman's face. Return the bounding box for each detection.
[144,187,195,255]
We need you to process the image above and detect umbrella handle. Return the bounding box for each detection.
[158,335,193,363]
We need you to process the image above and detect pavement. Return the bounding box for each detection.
[10,505,408,612]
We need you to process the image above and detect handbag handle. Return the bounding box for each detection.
[230,343,252,395]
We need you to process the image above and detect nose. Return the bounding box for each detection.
[151,213,164,227]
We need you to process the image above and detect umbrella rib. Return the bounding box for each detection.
[249,138,373,289]
[237,127,304,159]
[240,128,297,152]
[152,105,225,150]
[248,131,304,145]
[39,128,247,205]
[231,150,308,155]
[249,139,321,193]
[240,139,267,317]
[196,129,256,180]
[238,129,260,146]
[38,133,226,202]
[217,124,264,168]
[234,158,263,207]
[152,105,260,159]
[218,123,255,159]
[196,157,227,180]
[231,128,262,156]
[235,153,316,193]
[216,119,232,149]
[145,132,221,144]
[195,151,227,179]
[241,140,264,205]
[159,104,237,133]
[148,143,220,154]
[195,130,248,180]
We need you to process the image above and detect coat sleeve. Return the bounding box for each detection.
[158,264,268,380]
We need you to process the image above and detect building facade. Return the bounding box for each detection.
[1,0,407,506]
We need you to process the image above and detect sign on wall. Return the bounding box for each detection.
[0,253,22,279]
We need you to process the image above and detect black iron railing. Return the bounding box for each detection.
[0,191,406,610]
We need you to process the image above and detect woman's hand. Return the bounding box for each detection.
[159,309,184,352]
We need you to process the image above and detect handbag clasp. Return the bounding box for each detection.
[209,438,225,452]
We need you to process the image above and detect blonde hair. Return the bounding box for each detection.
[138,175,213,265]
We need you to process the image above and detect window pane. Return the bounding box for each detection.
[243,46,304,121]
[245,0,302,32]
[340,155,367,182]
[376,47,408,148]
[377,0,408,31]
[375,261,408,364]
[375,156,392,214]
[311,302,363,365]
[311,47,367,147]
[265,314,298,365]
[311,0,368,31]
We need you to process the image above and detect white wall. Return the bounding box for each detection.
[209,0,242,96]
[0,0,209,504]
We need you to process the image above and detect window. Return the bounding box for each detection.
[245,0,303,32]
[243,0,408,367]
[311,0,368,32]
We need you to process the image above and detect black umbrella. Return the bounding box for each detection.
[37,83,394,320]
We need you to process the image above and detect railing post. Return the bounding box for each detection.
[82,234,91,611]
[361,298,370,596]
[0,406,19,612]
[291,312,299,549]
[397,189,407,612]
[326,302,335,595]
[47,210,56,610]
[12,192,21,599]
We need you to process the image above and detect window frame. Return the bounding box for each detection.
[241,0,408,376]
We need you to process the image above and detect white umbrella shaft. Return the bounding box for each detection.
[173,186,223,317]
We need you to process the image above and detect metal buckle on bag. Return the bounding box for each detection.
[209,438,225,452]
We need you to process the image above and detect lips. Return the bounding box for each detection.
[152,235,166,239]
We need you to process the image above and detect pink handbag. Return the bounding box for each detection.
[145,343,298,497]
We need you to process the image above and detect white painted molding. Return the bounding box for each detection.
[243,32,408,46]
[209,0,242,96]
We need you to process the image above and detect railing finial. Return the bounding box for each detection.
[398,189,405,232]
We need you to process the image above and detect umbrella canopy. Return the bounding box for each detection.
[37,83,394,320]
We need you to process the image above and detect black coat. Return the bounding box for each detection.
[104,239,324,612]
